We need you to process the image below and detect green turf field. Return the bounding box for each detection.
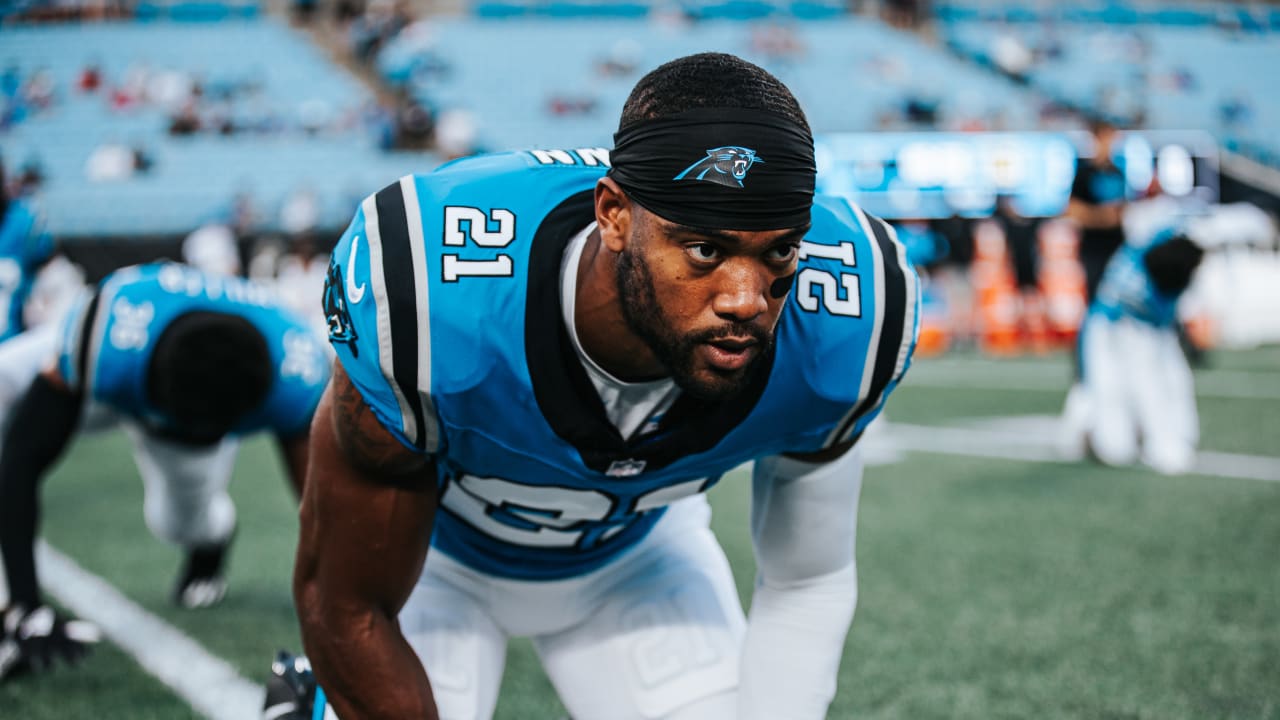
[5,349,1278,719]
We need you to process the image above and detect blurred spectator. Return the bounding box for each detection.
[991,29,1034,78]
[596,39,642,78]
[929,212,977,347]
[280,185,320,242]
[350,0,412,64]
[12,158,45,198]
[1067,117,1127,304]
[993,194,1047,347]
[882,0,923,29]
[22,68,55,112]
[293,0,319,24]
[85,141,136,182]
[1218,92,1253,133]
[751,25,805,63]
[335,0,366,23]
[168,101,202,136]
[434,108,478,161]
[132,143,154,175]
[183,223,243,277]
[547,95,597,117]
[395,96,434,149]
[77,62,103,93]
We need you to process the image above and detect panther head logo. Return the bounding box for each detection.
[323,259,358,356]
[673,146,763,188]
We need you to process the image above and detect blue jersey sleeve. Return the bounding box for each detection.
[250,324,330,438]
[324,180,438,454]
[801,200,920,450]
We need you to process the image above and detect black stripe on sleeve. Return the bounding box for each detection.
[375,182,428,451]
[72,291,102,392]
[834,213,907,443]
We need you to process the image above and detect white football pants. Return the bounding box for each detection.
[1079,314,1199,474]
[398,495,745,720]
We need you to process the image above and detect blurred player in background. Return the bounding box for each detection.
[0,155,55,344]
[0,263,329,681]
[289,53,918,720]
[993,194,1047,347]
[1067,117,1127,305]
[1063,188,1206,475]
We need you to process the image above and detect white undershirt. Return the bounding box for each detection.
[560,223,679,440]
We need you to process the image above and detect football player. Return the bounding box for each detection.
[1068,194,1207,475]
[0,155,55,344]
[296,53,918,719]
[0,263,329,680]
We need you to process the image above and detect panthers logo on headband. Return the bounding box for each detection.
[674,146,763,188]
[323,258,358,357]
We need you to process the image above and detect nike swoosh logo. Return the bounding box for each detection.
[346,236,367,304]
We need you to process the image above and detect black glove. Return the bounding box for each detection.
[0,604,101,680]
[262,650,319,720]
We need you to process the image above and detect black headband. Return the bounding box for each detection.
[608,108,815,231]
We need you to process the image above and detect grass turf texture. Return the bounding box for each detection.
[5,349,1278,718]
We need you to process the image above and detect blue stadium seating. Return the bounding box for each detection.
[942,19,1280,166]
[375,17,1043,153]
[0,19,438,237]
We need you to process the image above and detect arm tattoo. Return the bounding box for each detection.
[332,373,427,478]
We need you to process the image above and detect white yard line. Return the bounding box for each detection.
[905,362,1280,400]
[37,542,264,720]
[880,421,1280,482]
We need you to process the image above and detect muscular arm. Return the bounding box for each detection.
[0,368,83,608]
[737,441,864,720]
[293,361,439,719]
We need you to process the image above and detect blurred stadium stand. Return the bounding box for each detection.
[938,4,1280,169]
[375,15,1050,152]
[0,17,437,242]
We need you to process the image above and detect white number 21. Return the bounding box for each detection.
[442,206,516,282]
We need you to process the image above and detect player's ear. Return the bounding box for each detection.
[595,177,631,254]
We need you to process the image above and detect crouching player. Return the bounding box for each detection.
[0,263,328,680]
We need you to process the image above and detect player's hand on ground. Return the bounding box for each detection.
[0,604,101,681]
[262,650,319,720]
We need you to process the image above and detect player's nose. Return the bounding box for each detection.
[711,259,770,322]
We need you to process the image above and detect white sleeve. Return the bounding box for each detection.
[738,446,864,720]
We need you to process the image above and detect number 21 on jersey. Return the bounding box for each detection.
[442,206,516,282]
[796,240,861,317]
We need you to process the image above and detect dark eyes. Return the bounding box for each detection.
[686,243,720,262]
[684,242,799,265]
[767,244,799,264]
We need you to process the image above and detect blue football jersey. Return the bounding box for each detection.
[326,149,919,580]
[57,263,329,437]
[1092,229,1186,328]
[0,199,54,341]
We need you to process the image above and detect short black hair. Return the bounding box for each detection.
[618,52,810,134]
[1143,234,1204,296]
[147,311,273,439]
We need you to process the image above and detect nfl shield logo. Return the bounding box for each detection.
[606,459,646,477]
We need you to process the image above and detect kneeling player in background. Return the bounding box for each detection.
[0,262,329,681]
[1068,229,1205,475]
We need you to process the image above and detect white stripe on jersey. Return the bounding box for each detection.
[887,221,919,383]
[362,192,419,446]
[58,288,94,390]
[397,175,440,453]
[824,204,887,448]
[82,273,125,396]
[843,215,919,443]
